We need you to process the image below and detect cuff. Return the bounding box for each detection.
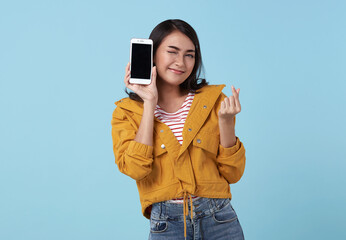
[127,140,153,159]
[218,137,241,157]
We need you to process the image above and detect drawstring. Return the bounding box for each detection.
[183,191,193,239]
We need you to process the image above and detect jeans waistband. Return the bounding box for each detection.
[151,197,231,221]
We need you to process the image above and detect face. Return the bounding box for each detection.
[154,30,196,87]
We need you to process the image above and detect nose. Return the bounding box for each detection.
[174,53,184,67]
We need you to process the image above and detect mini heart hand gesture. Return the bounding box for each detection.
[218,85,241,121]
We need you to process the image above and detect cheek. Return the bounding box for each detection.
[155,65,164,77]
[156,55,169,68]
[187,60,195,73]
[155,62,168,77]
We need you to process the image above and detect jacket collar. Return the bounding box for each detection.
[114,84,226,119]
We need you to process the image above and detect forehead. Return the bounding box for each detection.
[160,30,195,50]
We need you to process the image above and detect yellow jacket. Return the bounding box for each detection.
[111,84,246,219]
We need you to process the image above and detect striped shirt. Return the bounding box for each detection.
[154,91,200,204]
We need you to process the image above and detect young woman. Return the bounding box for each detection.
[111,19,246,240]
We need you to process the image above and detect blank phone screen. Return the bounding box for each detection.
[131,43,151,79]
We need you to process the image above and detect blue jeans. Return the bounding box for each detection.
[148,197,245,240]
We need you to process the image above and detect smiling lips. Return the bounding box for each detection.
[169,68,185,74]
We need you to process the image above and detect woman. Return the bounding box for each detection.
[111,19,246,240]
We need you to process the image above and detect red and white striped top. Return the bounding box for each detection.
[154,92,194,145]
[154,91,200,204]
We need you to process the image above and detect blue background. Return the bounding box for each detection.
[1,0,345,239]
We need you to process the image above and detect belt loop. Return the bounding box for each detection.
[216,199,223,210]
[208,198,215,213]
[159,202,162,219]
[162,201,166,219]
[213,198,219,211]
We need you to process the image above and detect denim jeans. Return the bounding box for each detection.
[148,197,245,240]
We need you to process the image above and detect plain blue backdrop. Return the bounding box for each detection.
[1,0,345,239]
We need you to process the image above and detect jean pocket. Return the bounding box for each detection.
[150,218,168,233]
[212,201,238,224]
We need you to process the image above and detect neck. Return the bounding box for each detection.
[156,78,188,105]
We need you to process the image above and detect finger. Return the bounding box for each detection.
[125,77,135,92]
[125,62,132,83]
[229,96,235,110]
[220,101,225,112]
[128,64,131,76]
[124,75,130,87]
[232,86,241,107]
[235,95,241,111]
[124,66,130,82]
[231,85,238,98]
[125,70,130,79]
[234,87,240,100]
[124,71,131,86]
[223,97,230,109]
[124,70,129,81]
[232,85,241,110]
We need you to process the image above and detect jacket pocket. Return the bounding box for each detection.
[190,131,224,182]
[192,131,219,156]
[153,144,167,157]
[137,139,172,188]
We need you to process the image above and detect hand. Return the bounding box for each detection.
[124,62,158,104]
[218,85,241,121]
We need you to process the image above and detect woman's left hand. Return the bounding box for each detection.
[218,85,241,121]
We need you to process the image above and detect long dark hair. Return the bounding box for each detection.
[125,19,208,102]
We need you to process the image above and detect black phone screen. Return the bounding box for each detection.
[131,43,152,79]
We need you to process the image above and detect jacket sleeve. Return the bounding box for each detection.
[216,135,246,184]
[215,92,246,184]
[111,106,154,181]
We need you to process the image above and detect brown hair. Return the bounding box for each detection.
[125,19,208,102]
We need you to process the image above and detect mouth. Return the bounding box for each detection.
[169,68,185,74]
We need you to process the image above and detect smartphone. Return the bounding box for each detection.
[129,38,153,85]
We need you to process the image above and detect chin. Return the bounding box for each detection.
[159,75,186,85]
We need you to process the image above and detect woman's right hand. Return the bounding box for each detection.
[124,62,158,105]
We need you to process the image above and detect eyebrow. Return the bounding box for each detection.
[168,46,195,53]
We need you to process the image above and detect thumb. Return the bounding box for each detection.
[151,66,157,85]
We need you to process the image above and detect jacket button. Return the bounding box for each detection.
[197,139,201,143]
[161,144,165,149]
[188,128,192,131]
[203,105,207,109]
[160,129,164,132]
